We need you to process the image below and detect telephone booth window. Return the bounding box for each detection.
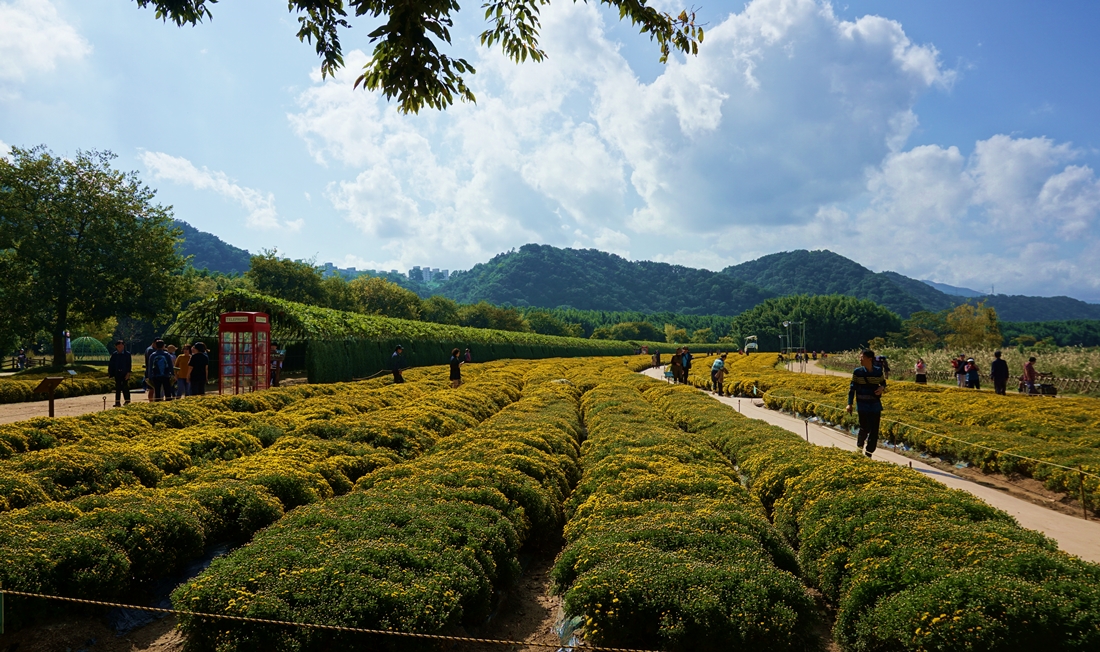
[218,312,272,394]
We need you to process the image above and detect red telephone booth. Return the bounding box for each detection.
[219,312,271,394]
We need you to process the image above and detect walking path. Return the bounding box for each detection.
[0,392,122,424]
[641,367,1100,563]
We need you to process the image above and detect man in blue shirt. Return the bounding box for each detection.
[846,349,886,458]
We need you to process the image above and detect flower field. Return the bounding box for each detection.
[717,353,1100,509]
[1,353,1099,651]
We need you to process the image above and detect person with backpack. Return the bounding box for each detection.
[682,347,693,383]
[846,348,887,459]
[175,344,192,397]
[107,340,132,407]
[991,351,1010,395]
[189,342,210,395]
[147,340,175,401]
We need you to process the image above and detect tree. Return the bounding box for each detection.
[609,321,663,342]
[944,301,1002,350]
[0,146,186,366]
[421,295,461,325]
[524,309,583,338]
[348,276,421,320]
[664,323,687,344]
[689,327,715,344]
[457,301,529,332]
[246,250,328,305]
[135,0,703,114]
[727,295,902,353]
[902,310,948,348]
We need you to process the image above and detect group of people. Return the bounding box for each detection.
[390,345,471,387]
[913,351,1040,396]
[107,339,210,406]
[667,346,694,383]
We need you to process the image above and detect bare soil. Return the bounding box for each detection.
[0,615,184,652]
[457,547,566,652]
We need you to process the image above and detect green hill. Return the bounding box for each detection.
[174,219,251,275]
[442,244,774,315]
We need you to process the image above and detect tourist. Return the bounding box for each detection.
[165,344,178,400]
[189,342,210,395]
[952,354,966,387]
[991,351,1010,395]
[147,340,175,401]
[449,347,464,388]
[175,344,192,397]
[711,353,726,393]
[846,349,887,459]
[670,347,684,383]
[965,358,981,390]
[144,339,159,402]
[708,358,726,393]
[914,358,927,385]
[107,340,132,406]
[1023,356,1038,394]
[464,348,472,363]
[878,355,891,380]
[682,347,693,383]
[269,343,282,388]
[391,345,406,384]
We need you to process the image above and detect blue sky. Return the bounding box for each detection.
[2,0,1099,301]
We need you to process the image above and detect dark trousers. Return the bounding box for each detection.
[190,375,206,395]
[993,378,1007,395]
[151,376,172,400]
[113,376,130,404]
[857,410,881,456]
[393,371,405,384]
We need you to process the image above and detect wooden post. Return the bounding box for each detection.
[32,377,65,418]
[805,420,809,441]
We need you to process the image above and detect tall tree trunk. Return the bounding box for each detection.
[52,304,68,368]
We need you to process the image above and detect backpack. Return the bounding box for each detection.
[151,351,172,378]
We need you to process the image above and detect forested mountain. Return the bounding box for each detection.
[982,295,1100,322]
[721,250,930,317]
[443,244,775,315]
[174,219,251,274]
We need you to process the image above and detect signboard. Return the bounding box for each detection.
[224,316,249,323]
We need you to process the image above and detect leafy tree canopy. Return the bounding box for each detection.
[0,146,185,364]
[133,0,703,113]
[727,294,902,353]
[246,249,328,306]
[349,275,422,320]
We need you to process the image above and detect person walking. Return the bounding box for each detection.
[189,342,210,396]
[147,340,175,401]
[175,344,192,398]
[1023,356,1038,394]
[914,358,927,385]
[682,347,693,384]
[952,354,966,387]
[464,348,472,363]
[670,347,684,383]
[269,343,282,388]
[449,347,464,388]
[965,358,981,390]
[107,340,132,406]
[846,349,887,459]
[991,351,1010,395]
[710,353,726,393]
[391,345,406,384]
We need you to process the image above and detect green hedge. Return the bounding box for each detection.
[307,338,643,383]
[0,373,142,405]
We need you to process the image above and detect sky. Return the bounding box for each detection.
[2,0,1099,301]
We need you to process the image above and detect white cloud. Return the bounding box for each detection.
[285,0,1097,298]
[0,139,10,160]
[0,0,91,82]
[139,151,302,231]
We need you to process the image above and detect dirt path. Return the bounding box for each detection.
[0,391,123,424]
[641,367,1100,563]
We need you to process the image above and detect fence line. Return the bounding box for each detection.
[0,589,658,651]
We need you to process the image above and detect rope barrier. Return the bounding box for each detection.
[0,589,659,651]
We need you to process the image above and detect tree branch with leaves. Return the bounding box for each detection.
[132,0,704,113]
